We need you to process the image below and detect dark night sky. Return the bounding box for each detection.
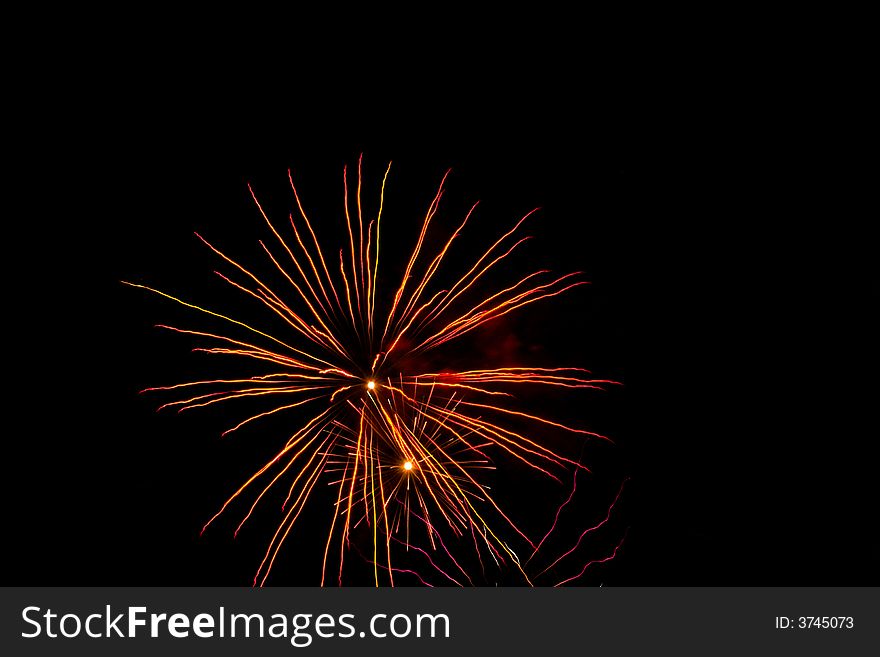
[6,57,876,586]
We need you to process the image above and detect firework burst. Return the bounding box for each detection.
[126,156,620,585]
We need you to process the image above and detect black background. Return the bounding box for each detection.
[6,52,876,586]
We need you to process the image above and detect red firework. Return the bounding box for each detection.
[126,156,622,585]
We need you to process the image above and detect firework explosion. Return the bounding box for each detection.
[126,157,621,586]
